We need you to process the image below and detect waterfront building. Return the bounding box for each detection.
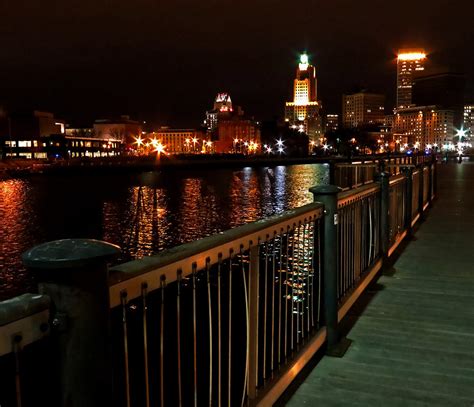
[342,91,385,128]
[464,104,474,137]
[1,110,65,159]
[397,49,427,108]
[325,114,339,132]
[148,128,204,154]
[284,54,323,143]
[215,118,261,153]
[393,105,454,148]
[412,71,465,129]
[93,115,142,147]
[65,127,94,138]
[204,92,260,153]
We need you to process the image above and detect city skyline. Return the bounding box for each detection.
[1,0,473,128]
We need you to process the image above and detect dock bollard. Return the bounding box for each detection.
[22,239,121,407]
[310,185,351,357]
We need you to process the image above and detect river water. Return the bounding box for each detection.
[0,164,328,300]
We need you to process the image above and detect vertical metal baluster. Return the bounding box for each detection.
[192,263,198,407]
[142,283,150,407]
[121,291,131,407]
[304,222,313,334]
[206,258,213,407]
[290,224,295,351]
[284,227,290,358]
[317,219,322,326]
[228,251,233,407]
[177,270,183,407]
[217,256,222,407]
[278,229,283,364]
[270,231,276,372]
[240,245,249,407]
[263,237,269,379]
[160,276,166,407]
[296,222,301,344]
[13,335,22,407]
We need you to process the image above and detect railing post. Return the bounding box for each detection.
[22,239,121,407]
[403,167,413,237]
[432,155,437,199]
[419,165,425,220]
[376,172,390,258]
[310,185,350,357]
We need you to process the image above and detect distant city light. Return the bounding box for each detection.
[134,136,143,147]
[276,139,284,147]
[397,52,426,61]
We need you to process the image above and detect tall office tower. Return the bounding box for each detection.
[342,91,385,128]
[397,49,427,108]
[464,104,474,137]
[285,54,322,143]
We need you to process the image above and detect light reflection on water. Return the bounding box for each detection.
[0,164,328,300]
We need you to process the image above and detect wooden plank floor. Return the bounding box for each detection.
[283,163,474,407]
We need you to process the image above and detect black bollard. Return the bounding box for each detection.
[22,239,121,407]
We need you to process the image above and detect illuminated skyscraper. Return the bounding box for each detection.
[285,54,322,142]
[464,104,474,137]
[397,49,427,108]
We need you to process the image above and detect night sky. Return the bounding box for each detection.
[1,0,473,128]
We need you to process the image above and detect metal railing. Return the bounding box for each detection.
[337,184,381,302]
[1,158,437,407]
[106,203,324,407]
[0,294,52,407]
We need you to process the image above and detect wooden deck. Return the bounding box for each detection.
[282,162,474,406]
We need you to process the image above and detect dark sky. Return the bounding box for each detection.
[1,0,473,127]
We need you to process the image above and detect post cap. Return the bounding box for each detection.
[309,185,342,195]
[22,239,121,270]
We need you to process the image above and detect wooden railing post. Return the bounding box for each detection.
[22,239,121,407]
[310,185,350,357]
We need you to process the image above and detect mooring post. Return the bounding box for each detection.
[310,185,351,357]
[22,239,121,407]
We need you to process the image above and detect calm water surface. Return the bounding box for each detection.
[0,164,328,300]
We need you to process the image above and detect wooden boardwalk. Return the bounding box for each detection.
[283,163,474,406]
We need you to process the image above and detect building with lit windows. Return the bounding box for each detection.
[204,93,260,153]
[284,54,322,143]
[464,104,474,137]
[397,49,427,108]
[1,110,65,159]
[393,106,454,148]
[205,93,243,133]
[325,114,339,132]
[342,92,385,128]
[148,128,203,154]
